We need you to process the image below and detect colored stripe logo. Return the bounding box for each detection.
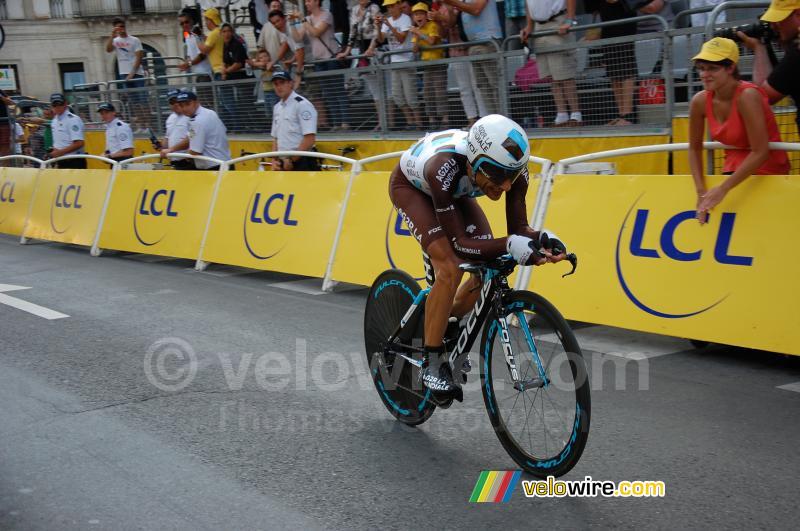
[469,471,522,502]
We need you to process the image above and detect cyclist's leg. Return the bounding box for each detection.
[424,237,464,348]
[451,197,495,318]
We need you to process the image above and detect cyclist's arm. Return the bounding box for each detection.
[505,168,539,240]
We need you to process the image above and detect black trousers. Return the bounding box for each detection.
[55,158,87,169]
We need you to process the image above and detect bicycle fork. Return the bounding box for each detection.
[495,297,548,391]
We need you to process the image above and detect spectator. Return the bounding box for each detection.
[432,3,488,127]
[0,90,13,161]
[739,0,800,138]
[505,0,528,50]
[400,0,413,16]
[48,93,87,169]
[267,10,306,91]
[162,89,193,170]
[289,0,349,130]
[163,91,230,171]
[689,37,789,223]
[97,102,134,163]
[376,0,423,130]
[20,108,54,161]
[586,0,638,126]
[198,7,225,79]
[636,0,674,35]
[690,0,725,27]
[178,9,213,96]
[441,0,503,115]
[520,0,582,126]
[105,18,147,131]
[338,0,382,129]
[220,23,252,132]
[270,70,320,171]
[410,2,449,128]
[250,0,269,39]
[249,48,281,121]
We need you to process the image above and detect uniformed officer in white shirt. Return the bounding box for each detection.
[270,70,319,171]
[164,90,230,171]
[49,93,87,169]
[161,89,193,170]
[97,102,134,163]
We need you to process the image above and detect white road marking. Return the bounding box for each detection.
[776,381,800,393]
[0,284,69,320]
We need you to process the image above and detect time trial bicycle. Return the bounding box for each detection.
[364,253,590,477]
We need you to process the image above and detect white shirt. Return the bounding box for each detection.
[185,34,213,76]
[111,35,145,76]
[51,110,85,153]
[271,91,317,152]
[381,14,413,63]
[104,118,134,155]
[187,105,230,169]
[526,0,565,23]
[166,112,190,152]
[14,122,23,154]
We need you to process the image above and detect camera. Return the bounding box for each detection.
[714,21,777,43]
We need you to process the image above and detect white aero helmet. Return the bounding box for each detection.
[466,114,530,185]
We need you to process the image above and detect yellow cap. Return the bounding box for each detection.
[412,2,429,11]
[761,0,800,22]
[383,0,400,5]
[204,7,222,25]
[692,37,740,64]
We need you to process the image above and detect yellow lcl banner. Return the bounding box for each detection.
[0,167,40,237]
[99,170,218,259]
[22,169,111,246]
[330,171,540,287]
[530,174,800,355]
[201,170,349,278]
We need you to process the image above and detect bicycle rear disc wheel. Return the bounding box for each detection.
[480,290,590,477]
[364,269,436,426]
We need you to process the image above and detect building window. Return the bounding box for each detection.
[50,0,66,18]
[59,63,86,92]
[0,64,20,93]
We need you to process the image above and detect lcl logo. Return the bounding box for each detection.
[616,196,753,318]
[244,192,299,260]
[50,184,84,234]
[0,181,16,203]
[134,188,179,246]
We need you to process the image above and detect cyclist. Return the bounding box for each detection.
[389,114,567,400]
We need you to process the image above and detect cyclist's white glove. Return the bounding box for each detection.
[506,235,541,266]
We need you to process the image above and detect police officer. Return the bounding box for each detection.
[164,90,230,171]
[270,70,319,171]
[49,93,86,169]
[97,102,134,163]
[162,89,193,170]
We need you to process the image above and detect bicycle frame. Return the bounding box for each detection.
[385,258,547,388]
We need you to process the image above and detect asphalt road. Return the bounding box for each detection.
[1,233,799,530]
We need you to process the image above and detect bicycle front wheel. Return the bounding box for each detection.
[364,269,436,426]
[480,290,590,477]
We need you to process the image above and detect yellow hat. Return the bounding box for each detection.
[761,0,800,22]
[383,0,399,5]
[204,7,222,25]
[692,37,740,64]
[412,2,429,11]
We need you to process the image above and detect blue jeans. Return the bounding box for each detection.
[315,59,347,127]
